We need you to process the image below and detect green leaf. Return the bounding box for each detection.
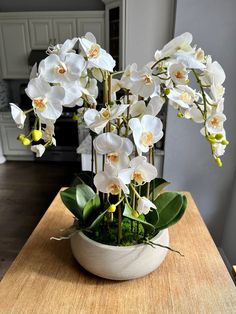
[141,178,170,199]
[60,187,82,220]
[83,194,101,223]
[76,184,95,210]
[145,206,159,226]
[155,192,183,229]
[87,209,107,230]
[123,204,155,233]
[150,179,170,201]
[161,194,187,229]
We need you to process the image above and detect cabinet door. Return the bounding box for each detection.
[77,18,105,47]
[29,19,53,49]
[0,19,30,79]
[53,18,77,44]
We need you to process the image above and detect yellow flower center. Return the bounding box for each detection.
[108,183,121,195]
[141,131,154,147]
[33,97,46,112]
[100,109,111,119]
[133,171,144,184]
[107,152,119,163]
[175,71,184,79]
[210,117,220,128]
[88,44,100,59]
[56,63,67,75]
[179,91,191,103]
[143,74,153,85]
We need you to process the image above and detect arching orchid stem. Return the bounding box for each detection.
[111,70,124,77]
[117,192,122,245]
[23,108,34,115]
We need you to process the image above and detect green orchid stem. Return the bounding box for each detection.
[150,56,169,70]
[111,70,124,77]
[130,184,141,199]
[114,196,124,207]
[117,192,122,245]
[23,108,34,115]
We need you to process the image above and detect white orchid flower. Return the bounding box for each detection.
[155,32,193,60]
[47,37,78,58]
[94,163,132,195]
[38,53,86,84]
[130,96,164,118]
[79,32,116,72]
[62,80,83,107]
[184,105,204,123]
[93,133,133,169]
[167,85,198,109]
[84,104,128,134]
[130,156,157,184]
[206,113,226,134]
[31,144,45,157]
[130,65,159,98]
[174,51,206,70]
[10,103,26,129]
[137,197,157,215]
[201,56,226,86]
[129,115,163,154]
[168,63,189,84]
[25,77,65,122]
[42,121,56,146]
[120,63,138,89]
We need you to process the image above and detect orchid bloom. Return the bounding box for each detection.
[130,96,165,118]
[174,51,206,70]
[25,77,65,122]
[10,103,26,129]
[79,32,116,72]
[94,163,132,195]
[47,37,79,59]
[130,65,159,98]
[167,85,198,109]
[93,133,133,169]
[154,32,193,60]
[168,63,189,85]
[206,113,226,134]
[201,56,226,86]
[38,53,86,84]
[129,115,163,154]
[84,104,128,134]
[130,156,157,185]
[31,144,45,157]
[137,197,157,215]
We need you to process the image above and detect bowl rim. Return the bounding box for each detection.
[72,228,168,251]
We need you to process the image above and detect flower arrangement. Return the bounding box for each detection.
[10,32,228,248]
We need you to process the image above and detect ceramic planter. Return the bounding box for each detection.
[70,229,169,280]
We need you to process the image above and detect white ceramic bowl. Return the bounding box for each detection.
[70,229,169,280]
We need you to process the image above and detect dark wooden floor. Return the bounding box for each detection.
[0,160,80,279]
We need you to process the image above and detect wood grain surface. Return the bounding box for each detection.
[0,192,235,314]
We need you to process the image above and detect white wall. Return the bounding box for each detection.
[124,0,175,67]
[164,0,236,246]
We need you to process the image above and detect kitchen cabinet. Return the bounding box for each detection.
[0,19,31,79]
[0,112,33,160]
[29,19,53,49]
[0,12,105,79]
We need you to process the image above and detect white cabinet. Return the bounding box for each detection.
[53,18,77,43]
[29,19,53,49]
[0,112,33,160]
[0,11,105,79]
[0,19,30,79]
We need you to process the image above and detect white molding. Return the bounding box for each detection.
[0,11,105,19]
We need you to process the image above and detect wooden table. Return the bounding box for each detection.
[0,192,235,313]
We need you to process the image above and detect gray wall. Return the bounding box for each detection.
[164,0,236,250]
[0,0,104,12]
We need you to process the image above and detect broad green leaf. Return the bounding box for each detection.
[60,188,82,220]
[123,204,155,233]
[76,184,95,210]
[158,194,187,230]
[145,206,159,226]
[141,178,170,199]
[83,194,101,223]
[155,192,183,229]
[87,209,107,230]
[150,179,171,201]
